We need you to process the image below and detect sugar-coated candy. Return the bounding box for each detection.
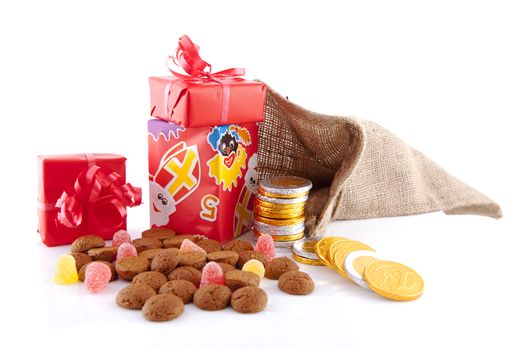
[112,230,132,247]
[200,262,225,286]
[180,239,207,254]
[53,254,79,285]
[242,259,265,278]
[85,262,112,293]
[254,233,276,261]
[117,243,138,261]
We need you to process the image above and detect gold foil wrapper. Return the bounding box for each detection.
[257,188,310,199]
[292,252,324,266]
[254,215,305,226]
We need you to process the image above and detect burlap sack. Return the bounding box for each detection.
[257,86,502,239]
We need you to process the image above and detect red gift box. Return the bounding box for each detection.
[149,35,266,127]
[147,35,265,244]
[148,120,259,244]
[37,154,141,247]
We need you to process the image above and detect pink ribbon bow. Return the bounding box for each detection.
[166,34,246,124]
[55,165,142,230]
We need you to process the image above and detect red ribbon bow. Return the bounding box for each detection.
[167,34,245,80]
[55,165,142,230]
[166,35,246,124]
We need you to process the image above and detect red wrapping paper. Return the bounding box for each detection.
[37,154,138,247]
[148,119,259,243]
[149,76,266,127]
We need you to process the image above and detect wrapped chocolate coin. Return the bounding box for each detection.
[292,239,320,261]
[255,195,308,207]
[253,221,304,235]
[343,250,381,289]
[363,261,424,301]
[254,215,305,227]
[329,239,375,269]
[292,253,324,266]
[258,176,312,199]
[314,236,346,268]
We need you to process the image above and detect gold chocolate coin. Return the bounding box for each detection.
[363,261,424,301]
[333,243,375,277]
[314,236,346,268]
[255,198,306,210]
[257,188,310,199]
[329,240,375,269]
[302,240,317,253]
[292,252,324,266]
[254,206,305,219]
[254,215,305,226]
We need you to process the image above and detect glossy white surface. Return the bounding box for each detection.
[6,213,522,350]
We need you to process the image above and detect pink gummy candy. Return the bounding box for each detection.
[112,230,131,247]
[200,262,225,286]
[179,239,206,254]
[116,242,137,261]
[255,234,276,260]
[85,262,112,293]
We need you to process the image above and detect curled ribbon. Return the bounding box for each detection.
[166,35,246,124]
[55,165,142,230]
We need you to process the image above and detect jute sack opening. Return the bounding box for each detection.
[257,85,502,239]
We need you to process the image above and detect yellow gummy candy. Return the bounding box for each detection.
[242,259,265,278]
[53,254,79,285]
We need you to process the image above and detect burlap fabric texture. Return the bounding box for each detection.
[257,86,502,239]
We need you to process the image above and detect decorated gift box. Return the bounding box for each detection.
[148,35,265,243]
[37,154,141,247]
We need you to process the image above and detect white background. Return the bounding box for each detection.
[1,1,524,349]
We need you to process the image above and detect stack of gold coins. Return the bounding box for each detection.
[311,236,425,301]
[253,176,312,248]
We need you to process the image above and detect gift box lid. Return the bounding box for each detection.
[149,35,266,128]
[37,153,126,204]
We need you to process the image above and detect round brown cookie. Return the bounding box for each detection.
[194,284,232,311]
[70,252,92,271]
[71,235,105,253]
[87,246,118,262]
[132,237,162,253]
[231,286,268,313]
[167,266,202,287]
[138,248,165,263]
[178,251,206,270]
[79,261,117,282]
[217,263,236,274]
[132,271,168,292]
[151,249,180,275]
[278,271,315,295]
[265,256,299,280]
[224,270,260,291]
[237,250,269,269]
[196,238,222,253]
[141,228,176,241]
[142,294,184,322]
[223,239,253,254]
[159,280,197,304]
[116,283,157,310]
[207,251,239,266]
[163,235,196,249]
[115,256,150,281]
